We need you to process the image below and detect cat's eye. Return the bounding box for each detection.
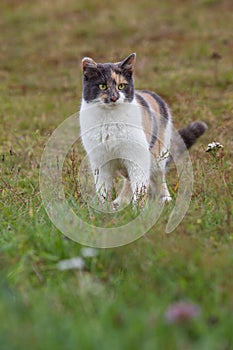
[99,84,107,90]
[118,83,126,90]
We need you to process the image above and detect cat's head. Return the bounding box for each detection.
[81,53,136,106]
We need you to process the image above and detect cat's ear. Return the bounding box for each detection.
[82,57,97,70]
[82,57,98,79]
[119,53,136,73]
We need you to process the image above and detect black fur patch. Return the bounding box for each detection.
[178,121,207,149]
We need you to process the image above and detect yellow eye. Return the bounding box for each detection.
[99,84,107,90]
[118,83,126,90]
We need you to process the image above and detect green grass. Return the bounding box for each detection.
[0,0,233,349]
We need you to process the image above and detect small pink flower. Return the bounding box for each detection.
[165,301,201,323]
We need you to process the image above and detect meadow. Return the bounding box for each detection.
[0,0,232,349]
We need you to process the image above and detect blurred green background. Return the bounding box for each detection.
[0,0,232,349]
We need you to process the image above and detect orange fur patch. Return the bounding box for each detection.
[136,90,166,156]
[111,71,127,85]
[100,92,108,102]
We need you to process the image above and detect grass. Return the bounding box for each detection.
[0,0,233,349]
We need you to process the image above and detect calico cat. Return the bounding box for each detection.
[79,53,207,207]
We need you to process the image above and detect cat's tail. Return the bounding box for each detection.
[169,121,207,162]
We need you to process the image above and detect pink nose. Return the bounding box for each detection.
[111,96,118,102]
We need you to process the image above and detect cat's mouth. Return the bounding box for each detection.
[100,101,121,108]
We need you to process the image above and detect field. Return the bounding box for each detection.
[0,0,233,349]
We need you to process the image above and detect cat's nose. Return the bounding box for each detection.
[110,96,118,102]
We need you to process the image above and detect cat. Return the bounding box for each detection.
[79,53,207,208]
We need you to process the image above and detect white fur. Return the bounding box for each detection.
[79,98,172,206]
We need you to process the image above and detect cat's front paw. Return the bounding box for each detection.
[112,196,131,211]
[112,200,120,210]
[160,195,172,203]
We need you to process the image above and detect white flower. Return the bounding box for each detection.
[206,141,223,152]
[80,247,98,258]
[57,257,85,271]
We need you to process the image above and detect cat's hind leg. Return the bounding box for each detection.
[150,160,171,203]
[158,157,172,203]
[156,118,173,203]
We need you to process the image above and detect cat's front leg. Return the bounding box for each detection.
[94,166,114,203]
[131,181,148,208]
[124,160,150,208]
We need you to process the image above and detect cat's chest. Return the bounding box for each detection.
[98,122,127,143]
[80,104,144,148]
